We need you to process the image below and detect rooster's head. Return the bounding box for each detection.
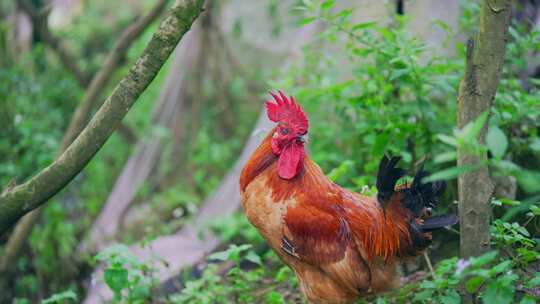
[265,90,309,180]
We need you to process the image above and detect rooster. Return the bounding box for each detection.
[240,91,458,303]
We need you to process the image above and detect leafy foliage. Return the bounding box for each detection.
[95,244,161,303]
[42,290,78,304]
[171,244,302,304]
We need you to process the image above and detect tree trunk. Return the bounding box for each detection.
[457,0,512,259]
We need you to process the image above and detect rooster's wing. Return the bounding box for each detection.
[282,202,373,293]
[283,203,349,264]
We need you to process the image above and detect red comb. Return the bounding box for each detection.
[265,90,309,133]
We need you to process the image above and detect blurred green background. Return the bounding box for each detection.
[0,0,539,303]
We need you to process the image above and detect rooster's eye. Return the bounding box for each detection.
[280,128,289,135]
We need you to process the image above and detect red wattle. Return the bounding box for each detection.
[278,143,303,180]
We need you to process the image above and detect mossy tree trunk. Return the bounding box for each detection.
[457,0,512,259]
[0,0,205,236]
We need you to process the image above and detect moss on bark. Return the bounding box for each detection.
[0,0,205,235]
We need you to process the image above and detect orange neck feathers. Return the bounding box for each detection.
[240,129,278,192]
[240,127,333,201]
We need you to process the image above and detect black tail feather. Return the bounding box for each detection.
[407,220,431,254]
[402,164,446,217]
[402,214,459,256]
[405,163,458,253]
[375,154,460,257]
[420,214,459,232]
[376,154,459,256]
[376,155,406,208]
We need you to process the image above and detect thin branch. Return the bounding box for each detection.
[60,0,168,149]
[116,122,138,145]
[0,0,205,235]
[16,0,91,87]
[0,209,39,271]
[423,251,436,279]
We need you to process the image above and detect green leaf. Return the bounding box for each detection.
[300,16,317,26]
[42,290,77,304]
[208,250,230,261]
[486,125,508,158]
[375,297,387,304]
[436,258,458,276]
[422,167,461,182]
[245,251,262,265]
[130,285,151,300]
[529,205,540,216]
[389,69,409,81]
[465,276,485,293]
[499,198,521,206]
[104,267,128,294]
[527,273,540,288]
[328,8,352,21]
[490,260,512,274]
[491,198,502,206]
[413,289,433,302]
[420,280,436,289]
[352,21,377,31]
[275,266,293,283]
[530,138,540,151]
[208,244,252,262]
[468,111,489,139]
[470,251,498,267]
[519,296,537,304]
[94,244,131,262]
[422,164,480,183]
[516,225,530,237]
[320,0,335,11]
[434,151,457,163]
[438,134,458,147]
[482,279,515,304]
[515,170,540,193]
[265,291,285,304]
[441,290,460,304]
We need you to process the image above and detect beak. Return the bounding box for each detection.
[296,134,308,144]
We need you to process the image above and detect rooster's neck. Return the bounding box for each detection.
[240,129,335,205]
[240,129,280,192]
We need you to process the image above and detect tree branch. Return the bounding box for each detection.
[16,0,91,87]
[0,0,205,235]
[60,0,168,149]
[457,0,512,259]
